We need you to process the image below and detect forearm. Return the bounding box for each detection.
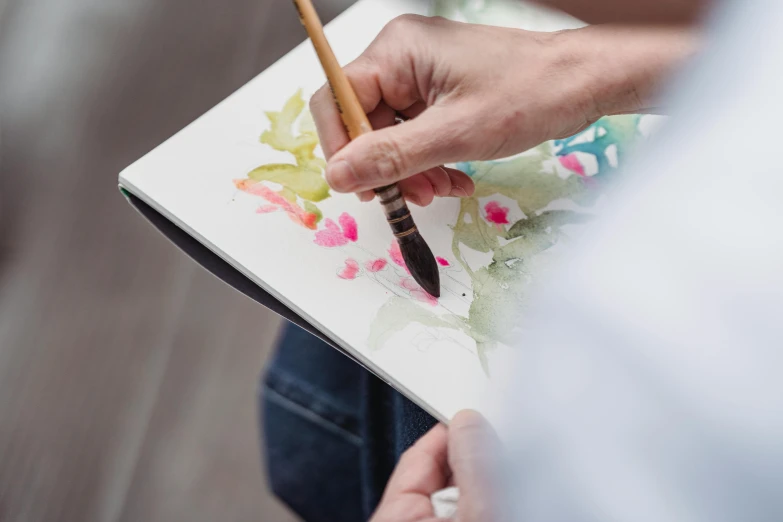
[559,25,700,119]
[532,0,709,25]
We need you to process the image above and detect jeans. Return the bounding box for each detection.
[260,324,437,522]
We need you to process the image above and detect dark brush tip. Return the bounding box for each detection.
[399,232,441,298]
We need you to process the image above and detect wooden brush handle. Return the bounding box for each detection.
[292,0,371,139]
[293,0,416,235]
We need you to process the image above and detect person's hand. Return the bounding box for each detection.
[310,15,694,205]
[369,410,502,522]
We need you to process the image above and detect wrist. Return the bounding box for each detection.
[557,25,699,119]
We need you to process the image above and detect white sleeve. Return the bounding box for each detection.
[501,1,783,520]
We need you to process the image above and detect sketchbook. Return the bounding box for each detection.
[119,0,655,422]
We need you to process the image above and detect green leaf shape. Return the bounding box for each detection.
[303,201,323,224]
[248,163,330,202]
[278,187,297,203]
[506,210,592,241]
[367,297,466,352]
[260,89,326,173]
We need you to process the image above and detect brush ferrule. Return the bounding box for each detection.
[375,183,418,241]
[375,184,406,213]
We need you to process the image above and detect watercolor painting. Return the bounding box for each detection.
[233,89,643,374]
[119,0,659,418]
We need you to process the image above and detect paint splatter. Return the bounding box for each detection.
[338,258,360,279]
[484,201,510,226]
[366,258,388,272]
[558,153,586,176]
[436,257,451,267]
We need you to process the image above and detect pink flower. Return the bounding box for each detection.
[337,258,360,279]
[365,258,388,272]
[314,212,359,247]
[338,213,358,242]
[558,153,586,176]
[484,201,510,226]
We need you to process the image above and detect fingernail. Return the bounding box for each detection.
[449,185,469,198]
[326,160,358,192]
[357,192,374,202]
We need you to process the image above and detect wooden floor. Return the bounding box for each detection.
[0,0,353,520]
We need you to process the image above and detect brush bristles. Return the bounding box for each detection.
[399,232,440,298]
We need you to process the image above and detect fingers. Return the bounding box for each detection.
[356,167,475,205]
[448,410,503,522]
[442,167,474,198]
[310,45,421,160]
[385,423,450,498]
[371,423,451,522]
[400,167,475,206]
[325,105,474,193]
[357,190,375,202]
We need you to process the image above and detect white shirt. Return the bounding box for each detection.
[504,1,783,520]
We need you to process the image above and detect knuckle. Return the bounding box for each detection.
[428,15,450,25]
[383,13,425,36]
[372,138,408,182]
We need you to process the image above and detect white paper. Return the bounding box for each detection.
[119,0,648,421]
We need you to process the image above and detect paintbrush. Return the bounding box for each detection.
[291,0,440,298]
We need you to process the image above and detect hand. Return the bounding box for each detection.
[369,410,502,522]
[311,15,695,205]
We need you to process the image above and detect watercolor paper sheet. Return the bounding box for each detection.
[119,0,656,421]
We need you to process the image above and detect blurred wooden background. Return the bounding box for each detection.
[0,0,353,520]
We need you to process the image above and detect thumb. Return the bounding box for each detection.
[325,105,474,193]
[448,410,504,522]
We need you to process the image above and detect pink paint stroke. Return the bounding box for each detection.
[558,153,586,176]
[338,212,358,242]
[234,179,318,229]
[314,218,349,247]
[256,205,278,214]
[400,278,438,306]
[436,257,451,267]
[411,289,438,306]
[338,258,360,279]
[388,241,410,273]
[484,201,510,226]
[365,258,388,272]
[314,212,359,247]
